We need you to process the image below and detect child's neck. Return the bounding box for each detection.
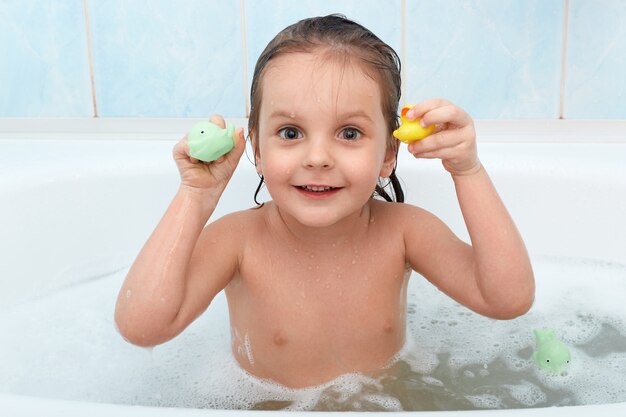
[268,201,373,248]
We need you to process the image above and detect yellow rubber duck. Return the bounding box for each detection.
[393,104,435,143]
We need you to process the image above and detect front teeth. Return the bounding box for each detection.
[302,185,334,192]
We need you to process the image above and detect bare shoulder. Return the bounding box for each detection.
[368,199,442,230]
[202,204,267,240]
[371,199,470,277]
[196,204,279,278]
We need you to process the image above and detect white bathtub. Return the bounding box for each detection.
[1,119,625,416]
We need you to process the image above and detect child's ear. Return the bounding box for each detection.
[379,140,398,178]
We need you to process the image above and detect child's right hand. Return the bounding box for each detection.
[173,115,246,192]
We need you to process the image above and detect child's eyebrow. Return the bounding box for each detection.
[267,109,374,123]
[267,110,296,119]
[337,110,374,122]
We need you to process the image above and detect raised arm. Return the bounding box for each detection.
[115,116,246,346]
[404,99,534,319]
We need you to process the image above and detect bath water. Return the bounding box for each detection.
[0,256,625,411]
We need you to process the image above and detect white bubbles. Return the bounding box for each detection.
[466,394,502,409]
[402,255,626,410]
[360,394,402,411]
[504,381,546,407]
[422,376,444,387]
[1,257,626,412]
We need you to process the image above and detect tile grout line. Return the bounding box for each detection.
[83,0,99,118]
[240,0,249,118]
[559,0,570,119]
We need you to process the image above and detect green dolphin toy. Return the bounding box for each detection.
[187,121,235,162]
[532,328,571,373]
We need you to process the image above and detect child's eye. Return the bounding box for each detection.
[278,127,302,140]
[340,127,361,141]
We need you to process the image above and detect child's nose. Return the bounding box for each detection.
[303,137,334,169]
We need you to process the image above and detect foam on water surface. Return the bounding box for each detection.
[0,256,625,411]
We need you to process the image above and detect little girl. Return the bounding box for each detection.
[115,15,534,388]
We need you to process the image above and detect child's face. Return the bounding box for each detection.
[255,50,396,229]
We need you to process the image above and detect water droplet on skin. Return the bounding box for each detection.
[289,112,295,118]
[243,334,255,366]
[351,259,356,265]
[125,289,132,299]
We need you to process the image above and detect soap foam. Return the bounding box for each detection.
[0,256,625,411]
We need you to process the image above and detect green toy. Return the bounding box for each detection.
[187,121,235,162]
[532,328,571,373]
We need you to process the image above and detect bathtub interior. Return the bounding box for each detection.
[1,120,626,414]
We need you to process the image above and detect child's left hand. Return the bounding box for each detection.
[405,99,481,176]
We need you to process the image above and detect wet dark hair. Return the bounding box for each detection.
[248,14,404,204]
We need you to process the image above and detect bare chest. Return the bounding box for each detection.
[224,238,410,384]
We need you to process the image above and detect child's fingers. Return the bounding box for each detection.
[209,114,226,129]
[229,128,246,158]
[410,144,460,161]
[173,138,202,166]
[173,137,190,159]
[407,128,462,155]
[407,99,472,132]
[406,98,453,120]
[233,127,246,149]
[423,105,472,130]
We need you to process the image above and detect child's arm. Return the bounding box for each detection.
[114,115,246,347]
[403,99,534,319]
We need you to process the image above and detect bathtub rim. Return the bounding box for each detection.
[2,392,626,417]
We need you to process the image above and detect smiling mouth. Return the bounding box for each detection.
[298,185,338,192]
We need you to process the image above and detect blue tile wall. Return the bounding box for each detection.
[404,0,564,119]
[565,0,626,119]
[0,0,92,116]
[88,0,244,117]
[1,0,625,119]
